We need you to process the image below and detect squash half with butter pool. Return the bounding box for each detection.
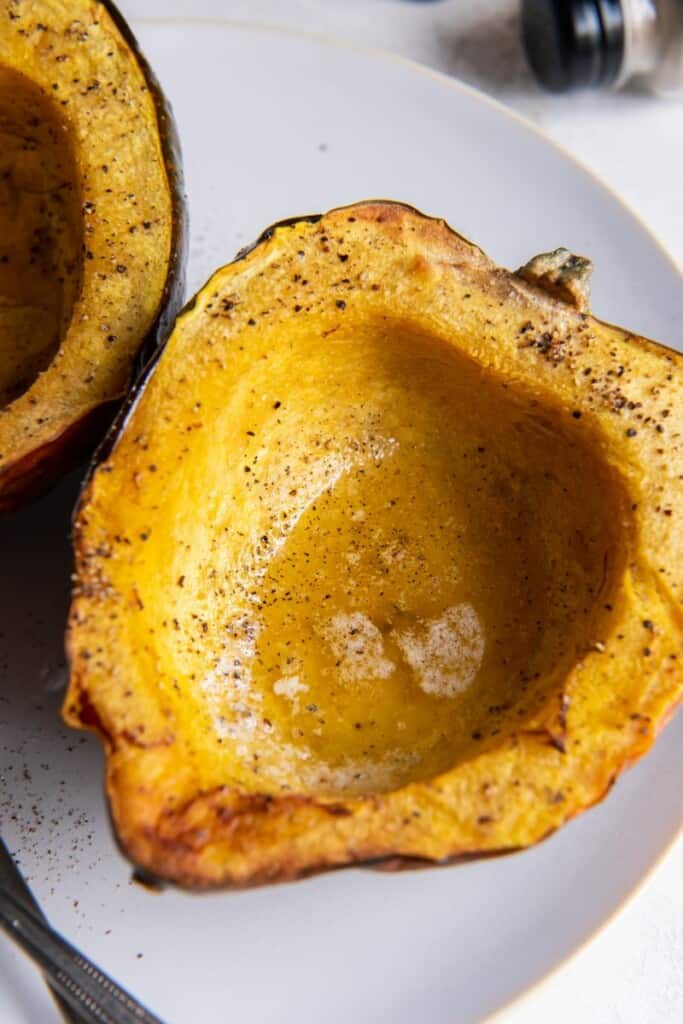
[65,202,682,889]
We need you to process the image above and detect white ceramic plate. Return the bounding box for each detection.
[1,21,681,1024]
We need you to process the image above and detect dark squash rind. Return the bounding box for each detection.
[0,1,187,513]
[0,401,117,512]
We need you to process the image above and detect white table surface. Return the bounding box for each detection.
[61,2,683,1022]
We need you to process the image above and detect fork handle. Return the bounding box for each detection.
[0,886,164,1024]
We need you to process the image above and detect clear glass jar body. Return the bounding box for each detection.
[620,0,683,94]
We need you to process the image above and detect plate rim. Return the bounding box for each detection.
[133,13,683,289]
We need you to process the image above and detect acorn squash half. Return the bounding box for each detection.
[65,202,683,889]
[0,0,185,511]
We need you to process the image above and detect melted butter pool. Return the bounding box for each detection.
[179,327,619,795]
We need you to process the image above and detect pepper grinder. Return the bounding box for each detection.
[522,0,683,95]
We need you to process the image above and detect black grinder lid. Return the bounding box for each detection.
[522,0,625,92]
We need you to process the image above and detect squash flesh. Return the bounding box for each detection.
[66,203,683,887]
[0,66,81,408]
[0,0,179,506]
[93,321,624,797]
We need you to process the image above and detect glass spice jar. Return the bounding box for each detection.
[522,0,683,95]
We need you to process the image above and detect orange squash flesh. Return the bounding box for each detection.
[0,0,185,510]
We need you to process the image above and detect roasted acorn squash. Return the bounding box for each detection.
[65,202,682,889]
[0,0,185,510]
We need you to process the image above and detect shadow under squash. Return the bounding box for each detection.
[0,472,104,881]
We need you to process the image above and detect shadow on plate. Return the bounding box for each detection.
[0,471,104,868]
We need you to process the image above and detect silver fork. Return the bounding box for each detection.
[0,837,165,1024]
